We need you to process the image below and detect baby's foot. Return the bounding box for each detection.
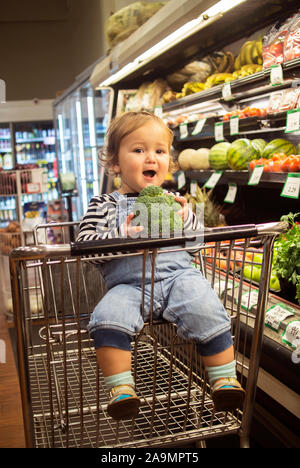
[211,377,245,412]
[107,384,140,420]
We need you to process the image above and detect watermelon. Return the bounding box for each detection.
[209,142,230,170]
[297,142,300,155]
[227,138,259,170]
[251,139,267,157]
[262,139,296,159]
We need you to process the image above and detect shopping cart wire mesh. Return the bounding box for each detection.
[9,221,287,448]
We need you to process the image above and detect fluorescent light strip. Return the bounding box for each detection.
[58,114,66,173]
[76,101,88,213]
[87,95,99,196]
[100,0,247,86]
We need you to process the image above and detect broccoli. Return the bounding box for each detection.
[132,185,184,236]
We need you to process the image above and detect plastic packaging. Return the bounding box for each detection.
[262,15,296,67]
[284,13,300,61]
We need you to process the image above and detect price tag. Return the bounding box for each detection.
[248,165,264,186]
[213,279,235,298]
[26,183,41,194]
[190,180,197,197]
[265,303,295,332]
[222,82,234,101]
[285,108,300,133]
[282,319,300,348]
[177,170,186,189]
[280,173,300,199]
[241,290,259,311]
[214,122,224,141]
[204,171,223,189]
[270,64,284,86]
[230,115,239,135]
[191,118,206,135]
[179,123,188,139]
[224,183,237,204]
[154,106,163,118]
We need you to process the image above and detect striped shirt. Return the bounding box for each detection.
[77,191,203,261]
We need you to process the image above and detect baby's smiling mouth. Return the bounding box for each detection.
[143,170,156,178]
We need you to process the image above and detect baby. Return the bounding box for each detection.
[77,111,245,420]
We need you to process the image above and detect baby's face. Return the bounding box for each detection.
[113,121,170,194]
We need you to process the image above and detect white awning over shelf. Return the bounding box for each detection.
[90,0,220,89]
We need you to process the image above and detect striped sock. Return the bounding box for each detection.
[104,371,135,393]
[206,360,237,386]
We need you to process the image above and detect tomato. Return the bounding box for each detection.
[249,160,257,170]
[272,161,283,172]
[281,156,293,172]
[272,153,286,161]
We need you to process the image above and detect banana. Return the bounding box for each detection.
[234,54,241,70]
[251,42,260,64]
[256,39,262,56]
[244,42,255,65]
[240,41,252,65]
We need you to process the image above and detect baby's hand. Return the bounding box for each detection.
[124,213,144,238]
[174,195,189,222]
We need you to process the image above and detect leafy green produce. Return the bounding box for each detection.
[132,185,184,235]
[273,212,300,305]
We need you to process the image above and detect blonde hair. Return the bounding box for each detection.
[99,111,174,175]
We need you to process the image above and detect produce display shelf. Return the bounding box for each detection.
[172,113,291,144]
[185,169,289,188]
[163,59,300,113]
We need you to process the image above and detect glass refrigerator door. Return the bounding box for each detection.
[14,120,57,201]
[56,94,82,221]
[74,83,113,217]
[0,123,15,226]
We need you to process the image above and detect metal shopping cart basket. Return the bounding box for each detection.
[9,221,286,448]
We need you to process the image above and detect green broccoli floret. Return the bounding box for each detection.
[132,185,184,236]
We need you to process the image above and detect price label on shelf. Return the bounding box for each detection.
[222,82,234,101]
[248,165,264,185]
[26,183,41,194]
[204,171,223,189]
[241,290,259,311]
[191,118,206,135]
[285,108,300,133]
[190,180,197,197]
[179,123,188,139]
[224,183,237,204]
[213,279,236,298]
[230,115,239,135]
[265,303,295,332]
[270,64,284,86]
[214,122,224,141]
[282,319,300,348]
[177,170,186,190]
[281,173,300,199]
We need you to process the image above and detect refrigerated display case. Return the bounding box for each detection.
[0,123,13,170]
[54,80,113,220]
[14,120,57,202]
[0,120,57,228]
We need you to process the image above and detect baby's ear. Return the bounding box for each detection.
[113,164,120,174]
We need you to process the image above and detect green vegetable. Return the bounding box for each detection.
[273,212,300,305]
[132,185,184,235]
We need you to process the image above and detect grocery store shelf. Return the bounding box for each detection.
[185,169,289,188]
[164,59,300,113]
[172,111,292,143]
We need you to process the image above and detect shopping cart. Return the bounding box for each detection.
[9,221,286,448]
